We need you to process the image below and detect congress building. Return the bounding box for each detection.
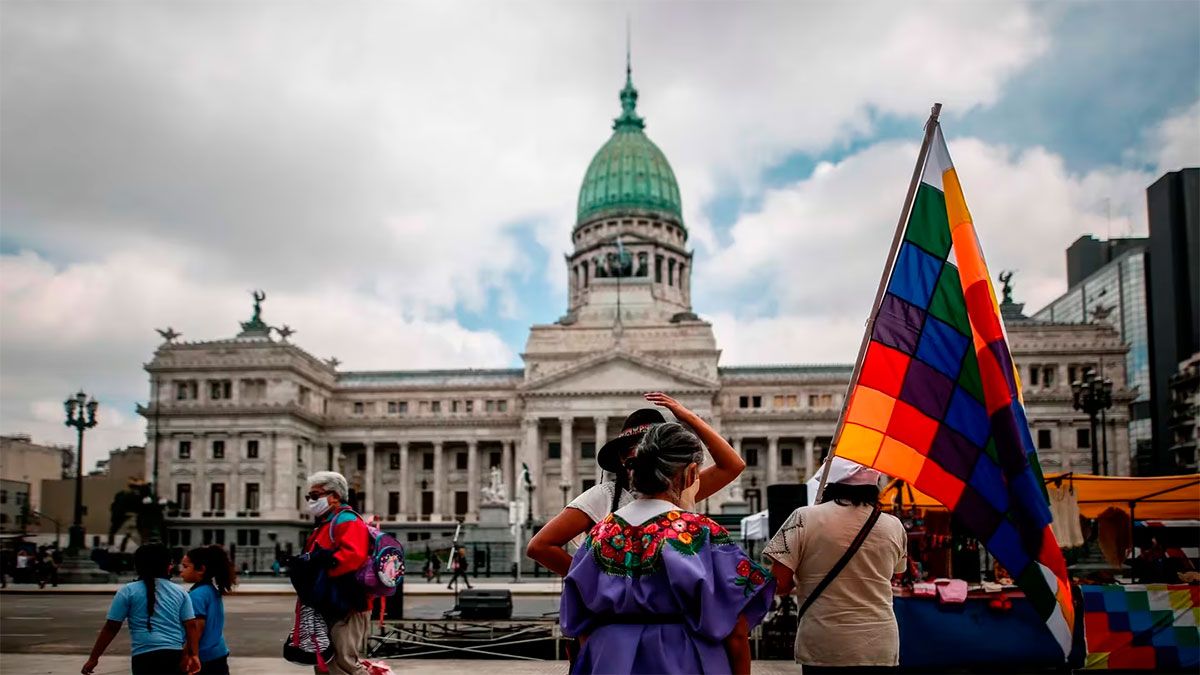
[141,66,1134,558]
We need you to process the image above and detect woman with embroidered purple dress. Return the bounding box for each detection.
[561,423,774,675]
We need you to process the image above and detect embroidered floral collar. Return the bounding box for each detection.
[586,509,733,578]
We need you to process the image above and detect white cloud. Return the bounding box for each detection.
[699,126,1174,364]
[1141,99,1200,173]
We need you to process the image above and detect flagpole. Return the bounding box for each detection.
[814,102,943,504]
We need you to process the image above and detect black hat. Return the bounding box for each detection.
[597,408,667,473]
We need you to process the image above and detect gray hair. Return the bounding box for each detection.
[305,471,349,501]
[629,423,703,496]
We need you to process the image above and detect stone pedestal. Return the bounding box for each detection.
[465,503,518,577]
[58,551,118,584]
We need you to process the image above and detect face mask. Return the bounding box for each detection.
[306,496,331,517]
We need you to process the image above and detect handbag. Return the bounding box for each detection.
[797,505,882,620]
[283,600,335,671]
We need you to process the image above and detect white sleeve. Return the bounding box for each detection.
[565,483,611,525]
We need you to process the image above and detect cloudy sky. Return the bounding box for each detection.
[2,1,1198,469]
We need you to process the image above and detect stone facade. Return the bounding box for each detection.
[0,434,72,517]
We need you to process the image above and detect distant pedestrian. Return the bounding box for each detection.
[271,559,281,577]
[15,549,32,584]
[81,542,201,675]
[446,547,473,590]
[180,545,238,674]
[423,546,441,583]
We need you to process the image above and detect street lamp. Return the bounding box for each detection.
[64,390,98,551]
[1071,371,1113,475]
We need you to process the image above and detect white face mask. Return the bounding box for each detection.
[306,496,331,517]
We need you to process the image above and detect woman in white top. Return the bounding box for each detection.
[526,392,746,576]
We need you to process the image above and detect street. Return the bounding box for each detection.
[0,592,561,657]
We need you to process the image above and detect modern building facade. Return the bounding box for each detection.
[140,66,1137,556]
[1145,168,1200,474]
[1033,240,1152,461]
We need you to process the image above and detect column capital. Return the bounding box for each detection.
[432,440,443,450]
[398,440,409,450]
[523,416,539,428]
[593,415,608,424]
[559,415,574,425]
[466,439,478,449]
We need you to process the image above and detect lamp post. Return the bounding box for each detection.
[64,390,98,551]
[1071,371,1114,475]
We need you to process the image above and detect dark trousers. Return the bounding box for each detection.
[130,649,184,675]
[446,569,472,589]
[198,654,230,674]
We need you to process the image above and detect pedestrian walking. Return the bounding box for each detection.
[446,547,472,590]
[560,423,774,674]
[81,542,201,675]
[764,457,907,673]
[180,544,237,674]
[423,546,441,583]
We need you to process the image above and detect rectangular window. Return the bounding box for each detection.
[781,447,793,467]
[465,400,474,413]
[245,483,260,511]
[298,386,311,407]
[235,529,259,546]
[295,486,301,510]
[208,380,232,400]
[202,529,225,545]
[431,401,442,413]
[422,452,434,471]
[357,452,367,470]
[397,401,408,414]
[752,396,762,409]
[390,453,400,470]
[1043,367,1055,388]
[456,452,468,470]
[1037,429,1052,450]
[451,400,461,413]
[297,444,303,465]
[745,447,759,467]
[210,483,226,512]
[353,401,365,415]
[581,441,596,459]
[497,400,508,413]
[388,492,400,515]
[739,395,749,408]
[485,400,496,413]
[174,380,198,401]
[548,441,562,460]
[247,439,259,459]
[773,395,785,408]
[388,401,398,414]
[212,440,225,459]
[1077,428,1091,449]
[178,440,192,459]
[176,483,191,510]
[489,450,501,468]
[454,491,468,516]
[786,395,798,408]
[1029,366,1040,386]
[421,491,434,515]
[1068,366,1078,385]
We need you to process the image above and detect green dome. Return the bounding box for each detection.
[576,67,682,226]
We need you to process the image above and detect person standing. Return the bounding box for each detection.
[528,392,747,576]
[764,458,907,673]
[81,543,201,675]
[295,472,370,675]
[560,423,774,674]
[180,545,237,674]
[446,547,473,590]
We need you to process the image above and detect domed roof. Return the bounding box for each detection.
[576,66,682,227]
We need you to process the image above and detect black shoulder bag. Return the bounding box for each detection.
[796,505,882,620]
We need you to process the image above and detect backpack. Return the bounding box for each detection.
[327,508,405,597]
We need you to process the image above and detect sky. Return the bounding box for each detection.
[2,1,1198,470]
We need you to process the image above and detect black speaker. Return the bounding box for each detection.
[456,588,513,620]
[767,483,807,538]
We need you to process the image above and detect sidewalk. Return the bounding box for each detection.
[0,654,803,674]
[0,580,563,597]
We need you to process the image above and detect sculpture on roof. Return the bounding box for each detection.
[155,327,181,343]
[238,290,271,337]
[252,290,265,322]
[998,270,1015,305]
[275,324,295,341]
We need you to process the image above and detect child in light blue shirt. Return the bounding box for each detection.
[83,543,199,674]
[180,545,237,674]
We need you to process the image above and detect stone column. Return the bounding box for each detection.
[522,418,539,519]
[593,416,608,483]
[397,441,409,520]
[467,439,480,519]
[767,436,779,485]
[432,441,445,521]
[501,440,513,501]
[364,442,376,515]
[730,437,744,500]
[560,416,575,503]
[1058,421,1072,471]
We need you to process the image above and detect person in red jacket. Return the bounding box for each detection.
[301,472,369,675]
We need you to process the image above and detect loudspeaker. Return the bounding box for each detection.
[767,483,807,538]
[456,588,513,620]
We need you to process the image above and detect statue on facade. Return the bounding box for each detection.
[998,270,1015,305]
[481,466,507,505]
[155,327,181,343]
[275,324,295,341]
[251,290,266,323]
[238,290,271,337]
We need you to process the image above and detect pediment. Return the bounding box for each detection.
[523,350,717,394]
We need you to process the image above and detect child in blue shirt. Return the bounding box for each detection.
[83,543,200,674]
[180,545,237,674]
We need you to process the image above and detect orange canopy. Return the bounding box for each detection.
[882,473,1200,521]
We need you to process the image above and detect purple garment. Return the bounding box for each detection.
[560,510,775,674]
